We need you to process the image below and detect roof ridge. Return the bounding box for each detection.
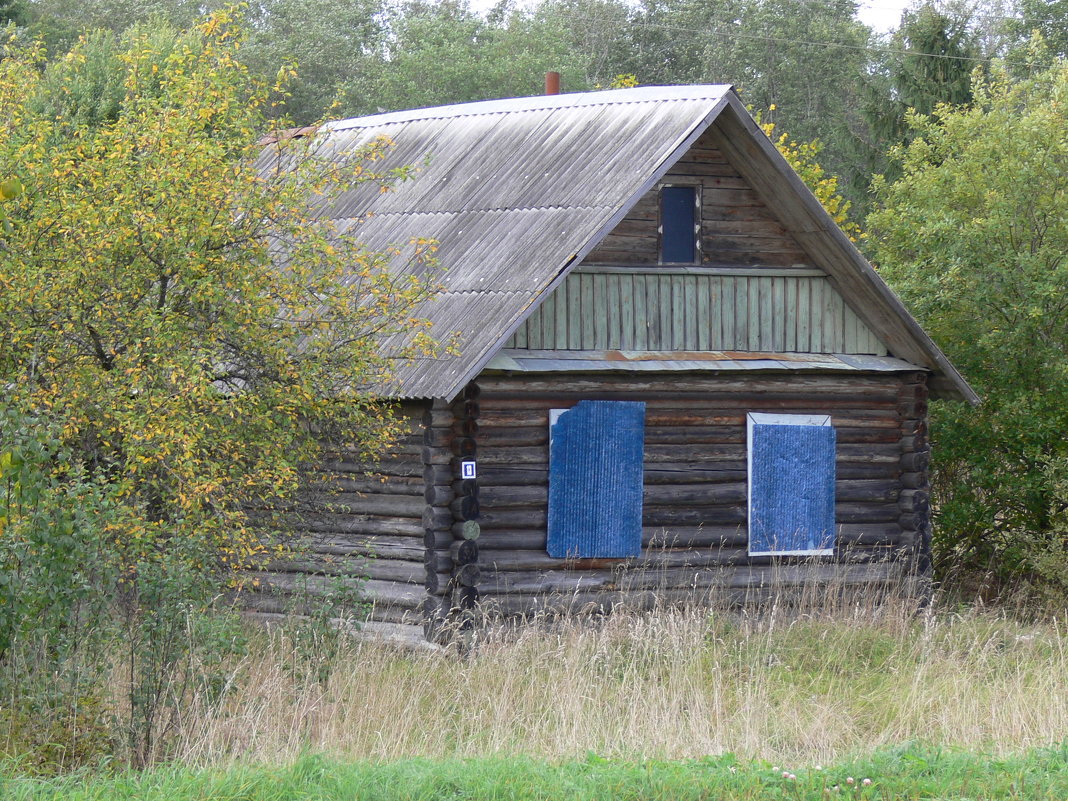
[324,85,733,133]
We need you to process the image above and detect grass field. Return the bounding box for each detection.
[3,745,1068,800]
[159,594,1068,768]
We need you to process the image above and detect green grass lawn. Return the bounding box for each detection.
[4,745,1067,801]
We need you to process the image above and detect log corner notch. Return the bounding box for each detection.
[896,371,933,600]
[422,382,483,642]
[421,397,456,641]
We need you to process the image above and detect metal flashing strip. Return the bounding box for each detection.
[484,350,921,374]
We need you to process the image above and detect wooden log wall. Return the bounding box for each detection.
[469,371,930,616]
[580,128,808,268]
[242,401,431,625]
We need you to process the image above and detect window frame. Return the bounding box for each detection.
[657,180,702,265]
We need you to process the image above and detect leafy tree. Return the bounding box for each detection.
[1008,0,1068,61]
[868,59,1068,600]
[340,0,591,116]
[855,2,980,198]
[0,9,441,763]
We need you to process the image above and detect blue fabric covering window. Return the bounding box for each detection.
[747,413,836,556]
[547,400,646,559]
[660,185,697,263]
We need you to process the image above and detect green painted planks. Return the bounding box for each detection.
[507,271,888,355]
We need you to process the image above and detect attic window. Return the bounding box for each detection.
[659,185,700,264]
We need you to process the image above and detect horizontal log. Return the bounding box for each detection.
[477,408,903,430]
[295,515,423,537]
[310,475,425,497]
[424,550,452,573]
[423,464,454,486]
[470,500,901,530]
[422,507,454,530]
[474,425,904,448]
[422,408,454,428]
[423,427,454,448]
[422,446,453,465]
[455,563,481,587]
[424,528,454,549]
[243,572,424,609]
[900,472,926,489]
[475,444,903,467]
[477,544,900,574]
[450,496,480,520]
[477,562,904,606]
[474,462,901,486]
[478,558,901,595]
[264,556,425,584]
[459,520,481,540]
[900,451,930,472]
[306,535,427,561]
[424,484,455,506]
[899,489,929,514]
[323,458,422,477]
[452,479,478,497]
[240,593,423,625]
[319,493,425,518]
[899,435,927,453]
[452,418,479,437]
[473,521,904,551]
[474,479,901,508]
[425,570,452,595]
[450,539,478,566]
[899,511,930,531]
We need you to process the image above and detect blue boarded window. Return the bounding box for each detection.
[660,185,698,263]
[747,412,836,556]
[547,400,646,559]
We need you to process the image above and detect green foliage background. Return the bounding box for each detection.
[869,59,1068,599]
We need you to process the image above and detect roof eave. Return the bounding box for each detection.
[706,95,978,405]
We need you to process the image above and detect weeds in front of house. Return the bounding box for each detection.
[163,591,1068,768]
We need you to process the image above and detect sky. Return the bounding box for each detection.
[856,0,914,32]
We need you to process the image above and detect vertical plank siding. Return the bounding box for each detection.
[244,401,433,624]
[468,372,925,616]
[505,272,889,355]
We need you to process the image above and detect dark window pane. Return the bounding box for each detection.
[661,186,696,263]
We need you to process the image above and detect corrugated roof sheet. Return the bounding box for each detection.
[257,85,975,403]
[256,86,731,399]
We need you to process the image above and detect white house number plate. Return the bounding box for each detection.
[460,460,477,480]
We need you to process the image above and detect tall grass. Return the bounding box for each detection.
[167,589,1068,768]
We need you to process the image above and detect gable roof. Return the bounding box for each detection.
[261,86,976,403]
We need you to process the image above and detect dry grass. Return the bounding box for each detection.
[168,587,1068,768]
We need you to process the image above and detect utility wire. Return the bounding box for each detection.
[554,7,998,64]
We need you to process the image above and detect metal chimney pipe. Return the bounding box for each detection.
[545,72,561,95]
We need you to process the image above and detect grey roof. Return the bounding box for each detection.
[259,86,976,403]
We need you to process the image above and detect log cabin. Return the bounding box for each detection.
[249,85,977,638]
